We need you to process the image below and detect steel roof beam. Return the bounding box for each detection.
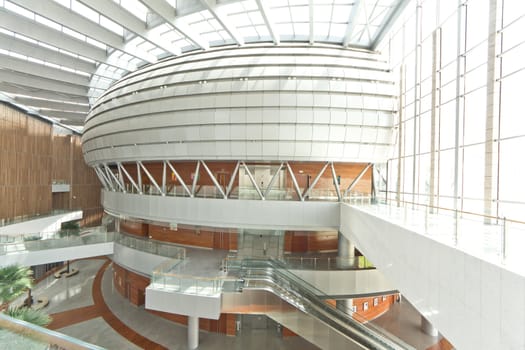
[343,0,363,46]
[0,32,96,74]
[77,0,181,57]
[0,70,88,97]
[0,82,87,104]
[309,0,314,44]
[139,0,209,50]
[13,96,89,113]
[0,8,107,62]
[254,0,279,45]
[9,0,157,63]
[0,53,90,87]
[38,109,86,124]
[200,0,244,45]
[370,0,411,50]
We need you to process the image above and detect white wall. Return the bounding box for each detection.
[112,243,168,276]
[291,269,395,297]
[0,211,82,236]
[339,204,525,350]
[146,286,221,319]
[82,46,395,165]
[0,242,113,267]
[103,190,339,231]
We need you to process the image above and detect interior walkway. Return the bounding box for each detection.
[28,256,452,350]
[40,257,320,350]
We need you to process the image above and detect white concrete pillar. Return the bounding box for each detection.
[188,316,199,349]
[338,232,355,269]
[421,316,438,337]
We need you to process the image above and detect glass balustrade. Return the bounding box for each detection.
[0,227,113,255]
[0,313,104,350]
[0,209,81,228]
[113,182,373,203]
[114,232,186,260]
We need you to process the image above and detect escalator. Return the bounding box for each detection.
[224,259,414,350]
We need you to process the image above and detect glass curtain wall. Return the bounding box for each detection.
[378,0,525,223]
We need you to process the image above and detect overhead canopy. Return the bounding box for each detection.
[0,0,409,130]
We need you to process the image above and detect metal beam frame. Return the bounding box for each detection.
[330,162,342,201]
[0,32,96,74]
[303,162,329,199]
[78,0,181,57]
[343,0,363,46]
[0,82,87,104]
[254,0,279,45]
[200,160,227,199]
[93,166,110,191]
[200,0,244,45]
[118,162,141,194]
[264,163,284,198]
[13,96,89,113]
[10,0,156,64]
[0,53,89,86]
[370,0,411,50]
[0,70,88,97]
[286,162,303,202]
[139,0,209,50]
[309,0,314,44]
[241,162,264,200]
[0,8,109,64]
[344,163,372,197]
[226,161,240,197]
[138,161,164,195]
[104,164,125,192]
[191,161,200,196]
[166,161,192,197]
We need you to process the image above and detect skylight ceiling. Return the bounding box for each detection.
[0,0,409,130]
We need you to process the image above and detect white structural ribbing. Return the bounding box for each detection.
[82,45,396,166]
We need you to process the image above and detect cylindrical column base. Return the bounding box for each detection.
[338,233,355,268]
[336,299,353,316]
[188,316,199,349]
[421,316,438,337]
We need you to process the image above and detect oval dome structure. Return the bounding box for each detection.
[82,45,396,166]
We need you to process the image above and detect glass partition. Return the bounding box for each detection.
[0,313,105,350]
[0,227,113,255]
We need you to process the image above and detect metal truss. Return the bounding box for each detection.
[94,160,372,203]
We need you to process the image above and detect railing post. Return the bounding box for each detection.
[501,217,507,263]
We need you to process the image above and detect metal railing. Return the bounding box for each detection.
[119,182,372,203]
[227,258,412,350]
[282,255,374,270]
[361,198,525,266]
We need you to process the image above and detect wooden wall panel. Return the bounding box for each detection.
[148,224,215,249]
[0,102,102,226]
[284,231,338,253]
[120,220,149,237]
[0,103,53,222]
[112,263,149,306]
[324,294,399,322]
[148,309,236,335]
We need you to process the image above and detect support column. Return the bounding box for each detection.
[338,232,355,269]
[421,316,438,337]
[484,0,502,224]
[188,316,199,349]
[336,298,353,316]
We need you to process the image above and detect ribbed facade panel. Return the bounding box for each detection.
[82,45,396,165]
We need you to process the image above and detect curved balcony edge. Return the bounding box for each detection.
[102,190,340,231]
